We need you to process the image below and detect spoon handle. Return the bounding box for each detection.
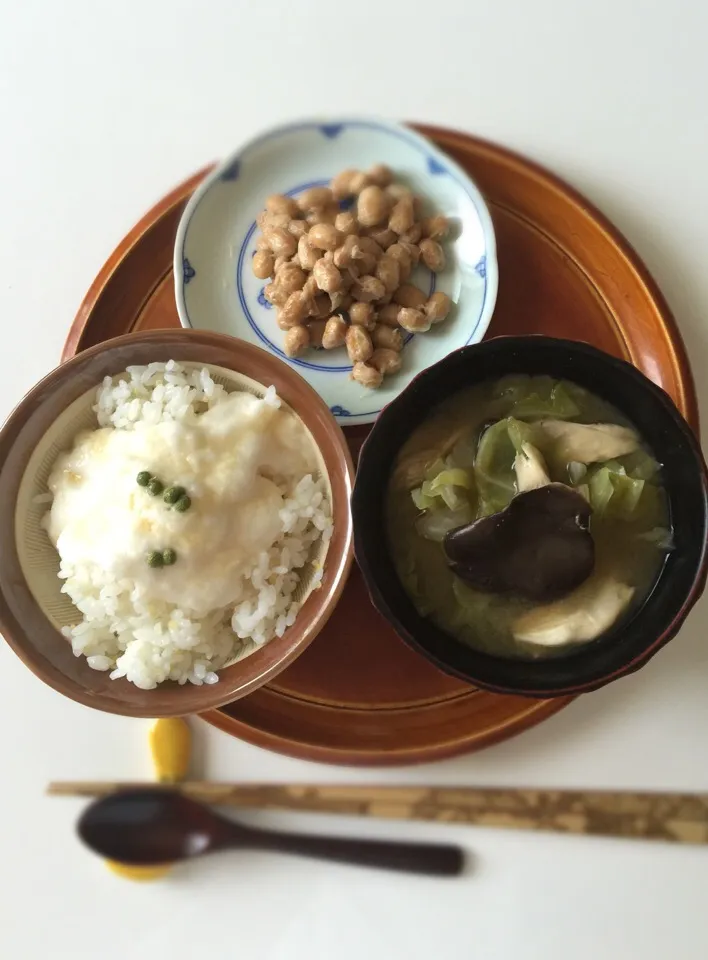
[238,826,464,876]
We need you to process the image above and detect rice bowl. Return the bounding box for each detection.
[0,330,353,716]
[43,361,333,689]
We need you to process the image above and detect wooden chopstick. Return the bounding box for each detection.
[46,781,708,844]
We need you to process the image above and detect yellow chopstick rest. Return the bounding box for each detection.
[105,717,192,882]
[105,861,173,881]
[149,717,192,783]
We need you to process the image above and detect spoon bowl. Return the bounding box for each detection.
[78,788,465,876]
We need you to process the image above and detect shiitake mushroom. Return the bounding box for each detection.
[443,483,594,602]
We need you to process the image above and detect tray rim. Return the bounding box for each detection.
[200,690,571,766]
[62,166,213,362]
[59,125,697,766]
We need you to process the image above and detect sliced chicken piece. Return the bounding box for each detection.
[512,575,634,646]
[514,442,550,492]
[535,420,639,463]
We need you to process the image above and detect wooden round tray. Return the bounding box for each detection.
[63,126,698,766]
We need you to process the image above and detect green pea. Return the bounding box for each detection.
[163,486,185,505]
[162,548,177,566]
[136,471,152,487]
[174,495,192,513]
[147,478,164,496]
[147,550,164,568]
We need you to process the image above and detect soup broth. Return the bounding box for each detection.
[386,375,670,659]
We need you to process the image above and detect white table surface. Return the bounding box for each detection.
[2,1,708,957]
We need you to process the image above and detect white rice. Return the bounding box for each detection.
[51,362,332,690]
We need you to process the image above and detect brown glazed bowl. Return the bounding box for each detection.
[0,330,354,717]
[352,336,708,698]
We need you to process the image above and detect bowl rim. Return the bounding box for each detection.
[352,335,708,698]
[0,329,354,716]
[171,116,499,391]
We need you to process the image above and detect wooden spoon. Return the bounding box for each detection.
[78,789,465,876]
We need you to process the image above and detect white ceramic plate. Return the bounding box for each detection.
[174,117,498,426]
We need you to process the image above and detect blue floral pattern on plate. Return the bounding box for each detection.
[330,405,351,417]
[257,287,272,309]
[221,158,240,181]
[474,256,487,279]
[427,155,447,175]
[182,258,196,284]
[320,124,344,139]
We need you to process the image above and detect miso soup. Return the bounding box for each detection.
[386,376,671,659]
